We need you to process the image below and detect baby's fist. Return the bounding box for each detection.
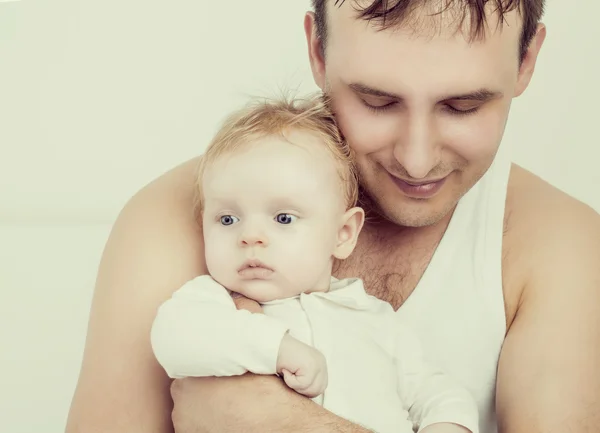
[276,333,328,398]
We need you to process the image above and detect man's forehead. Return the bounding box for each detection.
[324,1,522,84]
[326,0,523,44]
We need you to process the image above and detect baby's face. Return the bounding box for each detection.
[202,130,348,302]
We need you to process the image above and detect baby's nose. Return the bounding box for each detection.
[239,230,269,247]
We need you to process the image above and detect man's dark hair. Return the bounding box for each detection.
[311,0,545,63]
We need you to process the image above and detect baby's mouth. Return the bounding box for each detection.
[237,259,274,279]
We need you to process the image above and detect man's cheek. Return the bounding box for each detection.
[446,114,504,161]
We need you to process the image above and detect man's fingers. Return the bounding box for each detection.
[233,295,263,314]
[170,378,183,399]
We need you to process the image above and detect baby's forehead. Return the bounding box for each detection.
[209,133,340,176]
[203,136,346,200]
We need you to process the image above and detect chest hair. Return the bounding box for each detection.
[332,229,438,311]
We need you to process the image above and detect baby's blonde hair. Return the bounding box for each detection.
[195,94,359,216]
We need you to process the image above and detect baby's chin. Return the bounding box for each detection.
[230,279,300,303]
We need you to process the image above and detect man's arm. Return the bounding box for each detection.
[65,158,206,433]
[170,374,372,433]
[497,168,600,432]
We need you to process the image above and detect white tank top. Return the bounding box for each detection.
[395,141,511,433]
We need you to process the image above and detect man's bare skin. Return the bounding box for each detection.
[65,157,600,433]
[65,2,600,433]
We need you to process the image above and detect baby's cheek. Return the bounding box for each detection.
[204,235,233,277]
[286,240,331,277]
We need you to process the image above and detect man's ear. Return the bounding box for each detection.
[333,207,365,260]
[304,12,327,90]
[514,23,547,97]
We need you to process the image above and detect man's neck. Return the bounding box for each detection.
[361,205,455,250]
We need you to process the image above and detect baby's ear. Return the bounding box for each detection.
[333,207,365,260]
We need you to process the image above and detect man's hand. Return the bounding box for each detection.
[230,292,263,313]
[276,333,329,398]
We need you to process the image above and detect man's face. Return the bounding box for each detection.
[305,3,544,227]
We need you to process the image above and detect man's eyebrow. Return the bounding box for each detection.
[445,89,503,101]
[349,82,503,101]
[349,82,402,99]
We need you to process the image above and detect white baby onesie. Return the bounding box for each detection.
[151,275,479,433]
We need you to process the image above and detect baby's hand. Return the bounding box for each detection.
[420,423,473,433]
[276,333,328,398]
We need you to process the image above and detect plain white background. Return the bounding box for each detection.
[0,0,598,432]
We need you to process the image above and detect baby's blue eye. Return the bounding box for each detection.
[275,213,297,224]
[220,215,239,225]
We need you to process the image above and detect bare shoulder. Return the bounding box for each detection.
[501,163,600,327]
[128,156,203,220]
[101,155,207,294]
[504,163,600,257]
[66,156,206,433]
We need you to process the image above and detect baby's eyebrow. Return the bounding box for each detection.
[268,194,312,209]
[205,194,236,203]
[205,192,314,213]
[203,197,239,210]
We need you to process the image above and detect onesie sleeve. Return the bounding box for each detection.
[394,323,480,433]
[150,275,289,379]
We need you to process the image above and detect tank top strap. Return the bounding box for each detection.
[394,141,513,433]
[400,140,512,324]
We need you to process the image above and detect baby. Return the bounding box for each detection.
[150,96,479,433]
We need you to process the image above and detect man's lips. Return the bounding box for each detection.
[388,173,449,198]
[395,176,447,186]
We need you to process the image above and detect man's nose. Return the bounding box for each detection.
[393,112,441,179]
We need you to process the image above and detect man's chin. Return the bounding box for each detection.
[370,194,458,228]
